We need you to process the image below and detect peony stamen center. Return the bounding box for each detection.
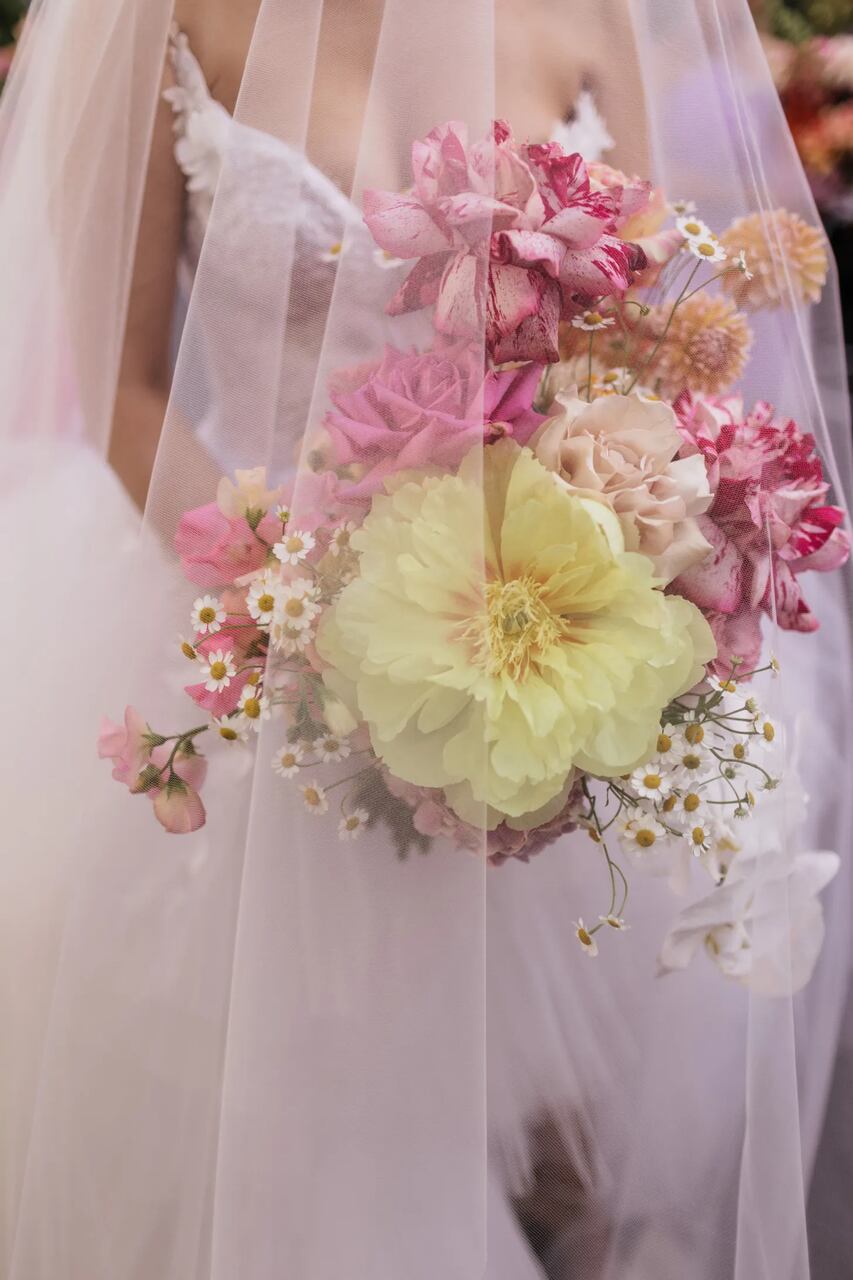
[476,577,566,680]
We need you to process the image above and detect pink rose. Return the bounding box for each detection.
[364,121,645,363]
[325,342,546,497]
[176,503,280,588]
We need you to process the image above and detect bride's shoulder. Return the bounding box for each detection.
[173,0,259,113]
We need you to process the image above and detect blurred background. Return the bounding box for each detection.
[1,0,850,388]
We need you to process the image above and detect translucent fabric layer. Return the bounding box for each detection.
[0,2,851,1278]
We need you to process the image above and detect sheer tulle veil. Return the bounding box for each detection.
[0,1,851,1277]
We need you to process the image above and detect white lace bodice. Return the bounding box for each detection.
[164,29,395,470]
[165,30,362,279]
[162,32,610,471]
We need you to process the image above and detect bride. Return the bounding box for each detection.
[1,1,851,1277]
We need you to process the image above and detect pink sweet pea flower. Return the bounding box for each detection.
[364,121,646,363]
[176,503,280,587]
[153,777,206,834]
[97,706,155,789]
[325,342,546,497]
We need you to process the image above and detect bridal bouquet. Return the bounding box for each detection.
[102,122,849,984]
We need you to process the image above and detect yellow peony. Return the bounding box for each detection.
[317,442,715,829]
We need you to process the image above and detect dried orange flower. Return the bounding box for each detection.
[719,209,827,311]
[651,295,752,397]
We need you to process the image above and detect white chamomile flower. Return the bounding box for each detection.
[275,579,321,632]
[574,918,599,957]
[214,715,248,743]
[753,718,778,750]
[684,819,715,855]
[670,198,697,217]
[652,728,678,766]
[671,735,714,785]
[665,790,705,831]
[179,635,198,661]
[571,309,615,332]
[199,648,236,692]
[769,654,781,676]
[619,812,667,851]
[329,521,357,557]
[629,763,673,802]
[275,503,291,524]
[238,685,272,730]
[711,674,739,694]
[318,734,351,764]
[676,213,712,240]
[338,808,369,840]
[300,781,328,815]
[274,623,315,656]
[734,249,754,280]
[708,824,742,880]
[191,594,226,636]
[599,914,628,931]
[373,247,406,269]
[247,572,281,627]
[687,235,727,264]
[272,743,304,778]
[273,529,316,566]
[320,241,345,264]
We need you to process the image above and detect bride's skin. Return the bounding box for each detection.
[111,0,646,507]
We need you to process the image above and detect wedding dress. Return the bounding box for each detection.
[0,2,851,1278]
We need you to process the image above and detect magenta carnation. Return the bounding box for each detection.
[363,121,646,363]
[673,393,849,673]
[325,342,546,497]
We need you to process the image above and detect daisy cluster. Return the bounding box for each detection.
[568,664,783,955]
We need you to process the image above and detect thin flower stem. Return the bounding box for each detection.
[324,763,378,793]
[625,260,701,394]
